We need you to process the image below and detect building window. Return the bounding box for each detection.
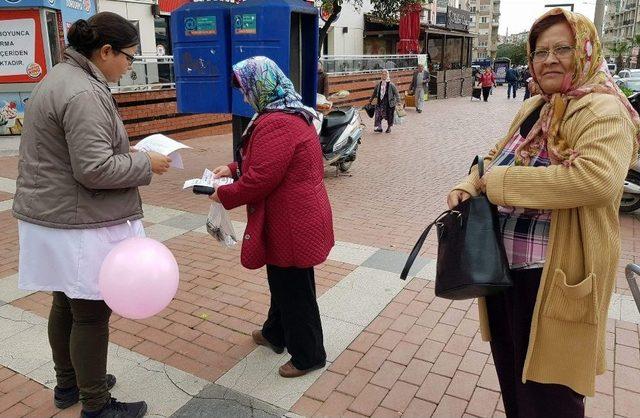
[481,16,488,23]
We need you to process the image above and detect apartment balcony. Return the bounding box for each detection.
[492,19,499,27]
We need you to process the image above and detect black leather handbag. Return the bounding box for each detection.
[364,103,375,118]
[401,156,512,300]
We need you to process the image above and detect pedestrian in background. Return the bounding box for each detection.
[211,56,334,379]
[480,67,496,102]
[13,12,172,418]
[370,69,400,133]
[448,8,639,417]
[506,64,519,99]
[409,63,429,113]
[523,67,533,100]
[317,61,327,96]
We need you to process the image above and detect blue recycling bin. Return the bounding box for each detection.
[171,1,234,114]
[231,0,319,117]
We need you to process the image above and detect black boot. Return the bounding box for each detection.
[385,127,391,133]
[55,374,117,409]
[81,398,148,418]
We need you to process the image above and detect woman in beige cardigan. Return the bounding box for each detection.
[448,9,639,418]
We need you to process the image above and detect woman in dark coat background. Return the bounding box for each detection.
[210,56,334,379]
[370,69,401,133]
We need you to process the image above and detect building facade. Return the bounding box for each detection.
[603,0,638,48]
[502,30,529,45]
[466,0,500,60]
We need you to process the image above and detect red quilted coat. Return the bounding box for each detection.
[216,112,335,270]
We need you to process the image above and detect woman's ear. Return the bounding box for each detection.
[99,44,112,62]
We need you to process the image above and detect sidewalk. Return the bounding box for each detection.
[0,88,638,418]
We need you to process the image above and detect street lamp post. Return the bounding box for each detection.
[593,0,605,38]
[544,3,575,11]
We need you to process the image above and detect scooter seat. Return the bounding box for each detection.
[322,108,356,131]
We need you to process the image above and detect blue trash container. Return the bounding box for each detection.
[230,0,319,117]
[172,1,234,114]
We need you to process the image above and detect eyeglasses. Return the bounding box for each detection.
[530,45,575,63]
[116,49,136,64]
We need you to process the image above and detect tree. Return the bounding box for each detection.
[317,0,427,53]
[496,42,527,66]
[610,41,630,71]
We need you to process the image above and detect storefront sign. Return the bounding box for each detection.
[446,6,470,31]
[234,13,256,35]
[0,10,47,83]
[185,15,217,36]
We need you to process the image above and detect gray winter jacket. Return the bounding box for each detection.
[12,49,152,229]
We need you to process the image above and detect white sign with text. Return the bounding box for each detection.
[0,19,36,77]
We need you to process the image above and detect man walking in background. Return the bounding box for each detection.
[409,63,429,113]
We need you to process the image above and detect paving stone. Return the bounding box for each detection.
[170,383,285,418]
[362,249,429,276]
[348,384,389,417]
[161,212,209,231]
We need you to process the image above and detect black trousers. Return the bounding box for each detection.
[485,268,585,418]
[262,265,326,370]
[482,87,492,102]
[49,292,112,412]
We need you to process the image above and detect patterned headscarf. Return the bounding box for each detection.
[232,56,316,120]
[516,8,640,167]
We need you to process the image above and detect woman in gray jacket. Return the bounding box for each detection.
[369,69,400,133]
[12,12,170,418]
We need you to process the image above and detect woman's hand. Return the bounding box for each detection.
[209,191,220,203]
[479,177,487,194]
[447,190,472,209]
[147,151,172,175]
[213,165,232,178]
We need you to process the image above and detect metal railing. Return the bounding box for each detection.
[111,55,175,93]
[320,55,420,75]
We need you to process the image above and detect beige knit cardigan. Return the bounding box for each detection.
[453,93,638,396]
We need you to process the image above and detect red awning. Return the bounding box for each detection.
[159,0,191,14]
[397,3,422,54]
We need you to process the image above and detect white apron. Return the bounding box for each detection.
[18,220,145,300]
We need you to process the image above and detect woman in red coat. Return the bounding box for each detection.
[480,67,496,102]
[210,56,334,378]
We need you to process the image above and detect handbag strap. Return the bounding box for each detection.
[400,209,451,280]
[401,155,485,281]
[469,155,484,177]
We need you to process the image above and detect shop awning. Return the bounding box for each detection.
[159,0,191,14]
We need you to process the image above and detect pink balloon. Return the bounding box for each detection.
[99,237,179,319]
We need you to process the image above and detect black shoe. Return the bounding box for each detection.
[374,127,383,133]
[81,398,147,418]
[385,127,391,133]
[417,109,422,113]
[55,374,117,409]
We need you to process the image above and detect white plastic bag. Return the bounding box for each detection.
[206,202,238,248]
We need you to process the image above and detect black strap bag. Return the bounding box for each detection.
[401,156,512,300]
[363,103,375,118]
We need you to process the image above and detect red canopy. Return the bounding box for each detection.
[159,0,191,13]
[397,3,422,54]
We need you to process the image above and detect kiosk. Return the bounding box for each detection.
[0,0,95,135]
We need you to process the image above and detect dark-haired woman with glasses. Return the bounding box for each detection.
[13,12,172,418]
[447,8,639,417]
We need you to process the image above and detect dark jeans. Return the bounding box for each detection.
[508,82,518,98]
[261,265,326,370]
[485,268,585,418]
[482,87,492,102]
[49,292,112,412]
[524,87,531,101]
